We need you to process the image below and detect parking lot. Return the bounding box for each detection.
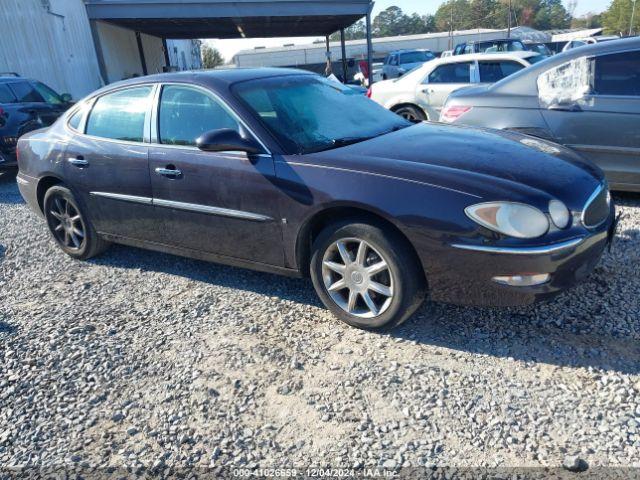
[1,169,639,472]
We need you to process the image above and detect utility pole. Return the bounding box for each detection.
[507,0,512,38]
[449,1,454,49]
[631,0,637,36]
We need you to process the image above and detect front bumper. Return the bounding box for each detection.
[16,172,42,216]
[0,150,17,169]
[426,220,613,307]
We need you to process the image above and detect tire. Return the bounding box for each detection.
[393,105,426,123]
[43,185,109,260]
[310,220,425,329]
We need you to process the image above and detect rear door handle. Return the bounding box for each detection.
[155,167,182,178]
[68,156,88,167]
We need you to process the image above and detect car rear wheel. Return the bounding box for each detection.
[44,185,109,260]
[394,105,426,123]
[310,221,425,329]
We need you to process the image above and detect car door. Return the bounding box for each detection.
[148,83,284,266]
[416,61,473,120]
[63,85,161,241]
[541,50,640,189]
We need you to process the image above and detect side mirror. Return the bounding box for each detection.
[60,93,73,103]
[196,129,262,154]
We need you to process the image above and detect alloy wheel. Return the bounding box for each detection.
[321,238,394,318]
[48,195,86,250]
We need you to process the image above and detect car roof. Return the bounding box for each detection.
[435,51,539,63]
[84,67,314,98]
[389,49,432,54]
[463,38,523,45]
[490,36,640,94]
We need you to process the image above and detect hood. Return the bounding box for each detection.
[306,122,604,211]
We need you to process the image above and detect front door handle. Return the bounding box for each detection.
[155,166,182,178]
[68,156,88,167]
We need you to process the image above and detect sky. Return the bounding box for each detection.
[205,0,612,61]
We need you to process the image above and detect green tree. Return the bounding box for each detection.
[571,12,602,28]
[602,0,639,35]
[434,0,473,32]
[533,0,571,29]
[201,44,224,69]
[373,6,411,36]
[329,20,367,41]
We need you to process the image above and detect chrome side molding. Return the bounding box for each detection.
[450,237,585,255]
[90,191,152,205]
[89,192,271,222]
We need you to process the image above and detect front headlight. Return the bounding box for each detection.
[549,199,570,229]
[465,202,549,238]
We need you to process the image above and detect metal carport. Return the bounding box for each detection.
[84,0,375,83]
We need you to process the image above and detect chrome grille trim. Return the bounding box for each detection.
[581,183,610,229]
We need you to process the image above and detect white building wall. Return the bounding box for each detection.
[234,29,509,68]
[0,0,103,99]
[96,22,165,83]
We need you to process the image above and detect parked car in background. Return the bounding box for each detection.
[441,37,640,191]
[0,74,73,169]
[524,41,553,57]
[16,69,614,329]
[562,35,619,52]
[369,51,542,121]
[440,50,453,58]
[382,49,436,79]
[453,38,527,55]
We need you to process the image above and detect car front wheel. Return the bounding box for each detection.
[44,185,109,260]
[394,105,426,122]
[310,221,425,329]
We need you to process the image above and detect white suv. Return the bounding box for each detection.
[370,51,542,121]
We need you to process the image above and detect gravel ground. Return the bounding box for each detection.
[1,170,639,475]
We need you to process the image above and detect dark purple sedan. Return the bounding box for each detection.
[16,69,615,329]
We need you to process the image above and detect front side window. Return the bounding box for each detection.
[478,60,525,83]
[86,86,153,142]
[32,82,64,105]
[427,62,472,83]
[594,50,640,96]
[233,75,409,154]
[158,85,240,146]
[9,81,45,103]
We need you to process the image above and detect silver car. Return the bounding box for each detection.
[441,37,640,192]
[382,49,436,80]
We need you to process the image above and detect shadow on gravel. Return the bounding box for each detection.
[90,244,321,308]
[0,170,23,205]
[0,318,16,335]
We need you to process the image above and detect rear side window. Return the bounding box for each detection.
[158,85,240,146]
[33,82,64,105]
[478,60,525,82]
[86,86,152,142]
[68,109,83,131]
[594,50,640,96]
[427,62,472,83]
[0,84,16,103]
[9,82,45,103]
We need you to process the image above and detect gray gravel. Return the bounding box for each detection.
[1,170,639,473]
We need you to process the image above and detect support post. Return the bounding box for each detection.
[507,0,512,38]
[89,20,108,85]
[162,38,171,72]
[135,31,148,76]
[365,12,374,86]
[324,35,332,76]
[340,28,348,83]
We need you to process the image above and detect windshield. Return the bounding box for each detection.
[400,51,435,64]
[527,54,549,64]
[233,75,411,154]
[528,43,552,56]
[479,40,526,52]
[33,82,64,105]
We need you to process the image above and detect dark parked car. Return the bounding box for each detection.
[441,37,640,192]
[453,38,527,55]
[0,74,73,169]
[17,69,615,329]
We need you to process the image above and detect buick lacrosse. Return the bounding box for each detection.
[16,69,615,329]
